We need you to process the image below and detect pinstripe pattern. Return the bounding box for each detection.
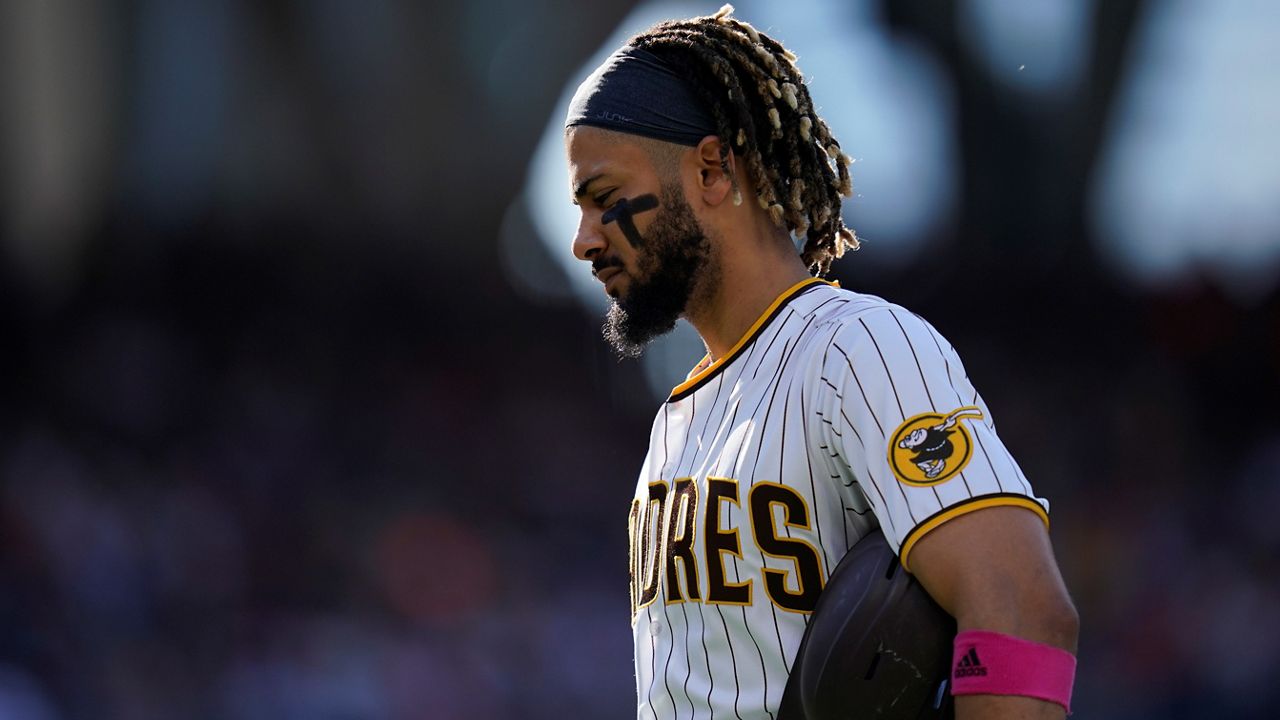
[628,280,1048,719]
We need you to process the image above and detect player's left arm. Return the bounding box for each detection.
[909,505,1080,720]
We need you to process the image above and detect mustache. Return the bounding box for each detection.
[591,256,625,277]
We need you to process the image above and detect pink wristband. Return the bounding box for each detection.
[951,629,1076,713]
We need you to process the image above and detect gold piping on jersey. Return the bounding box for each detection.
[668,276,835,402]
[898,493,1050,571]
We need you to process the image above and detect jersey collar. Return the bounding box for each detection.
[667,276,834,402]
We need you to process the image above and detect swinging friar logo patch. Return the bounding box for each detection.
[888,406,985,486]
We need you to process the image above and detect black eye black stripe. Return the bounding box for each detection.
[601,193,660,247]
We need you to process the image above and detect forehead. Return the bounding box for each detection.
[565,126,661,188]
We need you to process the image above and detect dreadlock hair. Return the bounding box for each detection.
[627,4,858,277]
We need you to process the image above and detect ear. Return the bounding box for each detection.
[691,134,736,207]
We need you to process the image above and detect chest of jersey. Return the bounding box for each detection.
[626,333,868,623]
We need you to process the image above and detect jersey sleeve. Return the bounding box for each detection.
[812,306,1049,569]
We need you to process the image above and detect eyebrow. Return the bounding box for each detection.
[571,173,605,204]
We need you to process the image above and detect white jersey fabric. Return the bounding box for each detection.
[627,277,1049,720]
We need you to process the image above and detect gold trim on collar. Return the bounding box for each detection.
[668,277,833,401]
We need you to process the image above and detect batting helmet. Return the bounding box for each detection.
[777,528,956,720]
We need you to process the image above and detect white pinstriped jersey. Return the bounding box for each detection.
[627,277,1049,720]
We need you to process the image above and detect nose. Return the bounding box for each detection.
[572,211,606,262]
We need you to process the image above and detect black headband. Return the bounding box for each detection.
[565,46,718,147]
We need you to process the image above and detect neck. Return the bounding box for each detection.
[685,230,812,361]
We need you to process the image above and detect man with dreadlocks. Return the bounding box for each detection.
[563,6,1078,720]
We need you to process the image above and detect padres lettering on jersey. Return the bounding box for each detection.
[627,277,1049,720]
[629,477,824,616]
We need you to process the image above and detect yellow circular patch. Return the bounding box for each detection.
[887,408,982,487]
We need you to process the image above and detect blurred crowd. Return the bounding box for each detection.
[1,1,1277,718]
[1,226,651,719]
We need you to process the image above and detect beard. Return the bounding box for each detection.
[602,185,716,359]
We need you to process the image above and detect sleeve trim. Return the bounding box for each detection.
[898,493,1050,571]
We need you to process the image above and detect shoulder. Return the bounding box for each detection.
[791,288,969,399]
[792,284,944,353]
[786,282,895,325]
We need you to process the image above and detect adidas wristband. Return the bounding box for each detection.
[951,629,1076,713]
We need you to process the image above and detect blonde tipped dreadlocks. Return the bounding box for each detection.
[628,4,858,276]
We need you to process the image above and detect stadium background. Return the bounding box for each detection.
[1,1,1278,718]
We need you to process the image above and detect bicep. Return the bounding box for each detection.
[907,505,1078,653]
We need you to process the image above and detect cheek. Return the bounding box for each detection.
[602,194,662,249]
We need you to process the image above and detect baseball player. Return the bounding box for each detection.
[562,6,1079,719]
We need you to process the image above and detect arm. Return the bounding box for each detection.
[814,307,1078,715]
[909,505,1079,719]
